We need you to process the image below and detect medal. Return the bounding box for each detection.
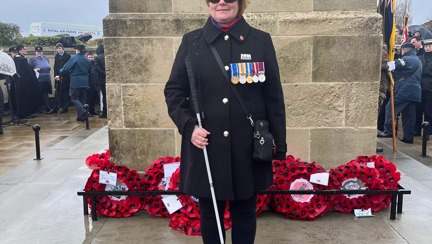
[252,62,259,83]
[246,62,253,83]
[239,63,247,84]
[230,63,239,84]
[258,62,266,82]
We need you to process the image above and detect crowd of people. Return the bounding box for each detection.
[377,33,432,144]
[0,42,107,135]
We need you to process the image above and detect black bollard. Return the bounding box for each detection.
[32,124,43,160]
[83,104,90,130]
[420,121,430,158]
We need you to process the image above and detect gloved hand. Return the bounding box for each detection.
[387,61,396,71]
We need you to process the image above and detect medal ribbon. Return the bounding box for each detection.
[230,63,238,78]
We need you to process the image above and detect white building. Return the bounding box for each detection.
[29,22,103,39]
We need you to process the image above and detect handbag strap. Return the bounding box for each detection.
[209,43,254,126]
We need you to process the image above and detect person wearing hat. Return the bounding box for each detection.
[60,44,92,122]
[10,44,42,119]
[8,46,18,58]
[378,42,422,144]
[419,39,432,137]
[53,42,71,113]
[29,46,54,114]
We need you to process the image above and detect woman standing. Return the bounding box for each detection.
[164,0,286,243]
[29,46,54,113]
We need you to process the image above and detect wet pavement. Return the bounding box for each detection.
[0,115,431,243]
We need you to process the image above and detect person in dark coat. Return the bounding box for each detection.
[378,43,422,143]
[60,45,92,122]
[11,44,42,119]
[164,0,286,243]
[419,39,432,136]
[94,43,106,118]
[412,36,426,134]
[85,51,99,116]
[53,43,71,113]
[0,74,5,134]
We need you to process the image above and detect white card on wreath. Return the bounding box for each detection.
[354,208,374,217]
[367,162,375,168]
[99,170,117,186]
[162,195,183,214]
[163,162,180,178]
[310,172,329,186]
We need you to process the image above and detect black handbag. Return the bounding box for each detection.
[209,44,275,161]
[252,120,275,161]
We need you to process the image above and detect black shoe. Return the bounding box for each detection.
[399,138,413,144]
[59,109,68,113]
[377,131,392,138]
[0,126,3,135]
[89,111,98,115]
[414,132,421,136]
[46,109,57,114]
[99,114,107,118]
[87,113,93,117]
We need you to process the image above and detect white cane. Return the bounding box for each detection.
[185,56,224,244]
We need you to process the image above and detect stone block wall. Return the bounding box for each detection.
[105,0,381,170]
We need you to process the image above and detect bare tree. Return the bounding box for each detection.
[396,0,413,28]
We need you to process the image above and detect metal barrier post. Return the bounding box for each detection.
[83,104,90,130]
[420,121,429,158]
[32,124,43,160]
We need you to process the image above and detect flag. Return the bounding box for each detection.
[401,12,409,44]
[378,0,397,62]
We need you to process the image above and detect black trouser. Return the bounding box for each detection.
[200,195,256,244]
[377,91,390,132]
[87,89,99,113]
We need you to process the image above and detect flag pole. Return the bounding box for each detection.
[389,0,397,152]
[388,71,397,152]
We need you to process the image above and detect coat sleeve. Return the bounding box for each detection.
[60,58,74,75]
[94,56,106,77]
[164,34,197,141]
[262,33,287,159]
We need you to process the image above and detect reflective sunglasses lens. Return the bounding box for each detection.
[209,0,237,3]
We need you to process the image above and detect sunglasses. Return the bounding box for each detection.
[209,0,237,3]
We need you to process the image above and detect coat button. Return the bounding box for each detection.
[222,98,228,104]
[224,35,229,41]
[223,131,229,137]
[225,66,229,71]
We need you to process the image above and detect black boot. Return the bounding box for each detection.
[0,116,3,135]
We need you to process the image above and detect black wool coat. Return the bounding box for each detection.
[420,52,432,92]
[164,17,287,201]
[54,51,71,90]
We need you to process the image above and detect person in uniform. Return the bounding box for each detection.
[419,39,432,136]
[164,0,287,243]
[378,43,422,144]
[29,46,54,113]
[53,43,71,113]
[60,45,92,122]
[11,44,41,119]
[94,43,106,118]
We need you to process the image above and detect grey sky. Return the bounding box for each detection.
[0,0,109,36]
[0,0,431,36]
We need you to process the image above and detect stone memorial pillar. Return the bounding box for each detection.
[104,0,381,170]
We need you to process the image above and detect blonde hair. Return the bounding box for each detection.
[205,0,249,16]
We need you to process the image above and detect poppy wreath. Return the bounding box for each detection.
[84,162,143,218]
[270,155,331,220]
[85,149,111,169]
[329,161,386,214]
[141,156,181,217]
[255,193,270,216]
[167,167,233,236]
[354,155,401,211]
